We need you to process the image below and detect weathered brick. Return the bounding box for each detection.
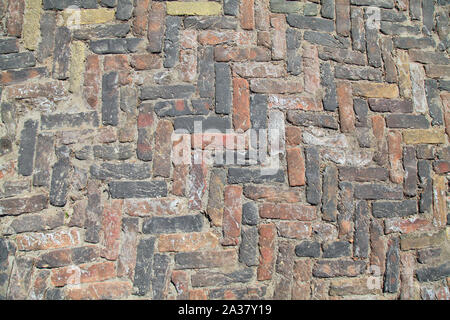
[167,2,222,16]
[400,229,446,250]
[402,129,446,144]
[313,259,366,278]
[260,203,316,221]
[159,232,219,253]
[90,38,141,54]
[109,181,168,199]
[416,262,450,282]
[49,156,71,207]
[233,78,250,131]
[191,268,253,287]
[16,229,81,251]
[133,237,155,296]
[287,15,334,32]
[337,82,355,133]
[322,166,338,222]
[320,62,338,111]
[384,238,400,293]
[6,0,24,37]
[305,147,321,205]
[141,85,195,100]
[153,120,173,178]
[354,183,403,200]
[335,0,350,36]
[388,130,404,184]
[0,194,48,217]
[287,111,338,129]
[257,223,276,280]
[174,250,237,270]
[352,82,399,98]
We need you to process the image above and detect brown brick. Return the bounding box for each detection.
[257,223,276,281]
[286,147,306,186]
[240,0,255,30]
[51,262,116,287]
[66,281,131,300]
[260,203,317,221]
[337,82,355,133]
[388,130,404,184]
[133,0,150,36]
[244,185,302,203]
[6,0,24,37]
[222,185,243,246]
[233,78,251,131]
[100,200,122,261]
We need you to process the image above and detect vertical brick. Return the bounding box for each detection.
[222,185,243,246]
[172,134,190,196]
[257,223,276,281]
[305,147,321,205]
[84,55,101,109]
[49,155,71,207]
[370,219,386,275]
[410,63,428,113]
[337,81,355,133]
[198,46,215,99]
[100,200,122,261]
[52,27,71,80]
[322,166,338,222]
[6,0,24,37]
[207,169,226,227]
[233,77,250,131]
[147,2,165,53]
[388,130,404,184]
[33,133,55,187]
[117,217,138,280]
[365,7,382,68]
[418,160,433,214]
[85,181,103,244]
[335,0,350,37]
[338,182,354,239]
[351,7,366,52]
[396,50,412,98]
[239,226,259,267]
[22,0,42,50]
[433,175,447,227]
[102,72,119,126]
[380,37,398,83]
[215,63,232,114]
[153,120,173,178]
[37,12,56,62]
[303,43,320,95]
[240,0,254,30]
[133,0,150,36]
[321,62,338,111]
[18,119,38,177]
[133,237,155,296]
[271,14,286,60]
[188,151,207,210]
[372,115,388,167]
[163,16,181,68]
[403,146,417,197]
[137,103,154,161]
[286,147,305,187]
[384,238,400,293]
[353,201,369,258]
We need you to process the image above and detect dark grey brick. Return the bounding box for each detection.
[198,46,215,98]
[286,28,302,75]
[37,12,56,62]
[394,36,435,49]
[380,8,406,21]
[313,259,366,278]
[303,31,348,48]
[116,0,133,20]
[45,288,64,300]
[0,38,18,54]
[319,47,366,66]
[242,202,259,226]
[141,85,196,100]
[174,116,231,133]
[52,27,71,79]
[18,120,38,177]
[109,181,167,199]
[0,137,13,156]
[322,166,338,222]
[385,114,429,129]
[101,0,117,7]
[321,0,335,19]
[384,238,400,293]
[120,86,138,115]
[323,241,351,258]
[353,98,369,127]
[416,262,450,282]
[154,100,190,117]
[85,182,102,243]
[90,163,151,180]
[164,16,181,68]
[338,182,354,236]
[250,94,267,130]
[191,99,211,115]
[33,133,55,187]
[354,183,403,200]
[192,268,253,287]
[439,80,450,92]
[350,0,394,8]
[380,22,421,35]
[239,226,258,266]
[409,0,421,20]
[73,24,130,40]
[351,7,366,52]
[133,237,155,296]
[353,201,369,258]
[320,62,338,112]
[183,16,237,30]
[227,168,284,184]
[152,254,170,299]
[305,147,321,205]
[90,38,141,54]
[49,157,71,207]
[403,146,417,197]
[93,144,134,160]
[142,214,203,234]
[41,112,99,130]
[0,52,36,71]
[276,241,295,279]
[215,63,232,115]
[422,0,434,35]
[368,98,413,113]
[335,65,383,81]
[416,145,435,160]
[223,0,239,16]
[418,160,433,214]
[287,110,338,129]
[287,15,334,32]
[425,79,444,126]
[365,20,382,68]
[43,0,98,10]
[0,67,48,86]
[372,200,417,218]
[102,72,119,126]
[7,212,64,234]
[295,241,320,258]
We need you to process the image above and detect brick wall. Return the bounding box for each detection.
[0,0,449,300]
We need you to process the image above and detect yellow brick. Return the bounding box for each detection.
[433,174,448,227]
[69,41,86,94]
[400,229,446,250]
[351,82,399,98]
[62,8,115,26]
[167,2,222,16]
[23,0,42,50]
[402,129,446,144]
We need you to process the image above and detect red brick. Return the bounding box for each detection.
[240,0,255,30]
[84,55,101,109]
[292,281,311,300]
[133,0,150,36]
[337,82,355,133]
[257,223,276,281]
[179,50,197,82]
[180,30,197,49]
[189,289,208,300]
[171,270,189,299]
[293,260,313,282]
[222,186,243,246]
[191,133,248,150]
[0,67,47,86]
[278,221,312,240]
[214,46,271,62]
[66,281,132,300]
[100,200,122,261]
[103,55,131,85]
[6,0,24,37]
[433,161,450,174]
[303,43,321,95]
[233,78,251,131]
[388,130,404,184]
[154,120,173,178]
[243,185,302,203]
[271,14,287,60]
[286,147,306,187]
[385,217,433,234]
[51,262,116,287]
[159,232,219,252]
[95,127,117,143]
[285,126,302,146]
[260,203,316,221]
[172,134,191,197]
[16,229,81,251]
[117,219,138,280]
[147,2,165,53]
[130,54,162,70]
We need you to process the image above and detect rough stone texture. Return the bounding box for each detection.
[0,0,448,301]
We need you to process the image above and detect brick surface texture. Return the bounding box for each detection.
[0,0,449,301]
